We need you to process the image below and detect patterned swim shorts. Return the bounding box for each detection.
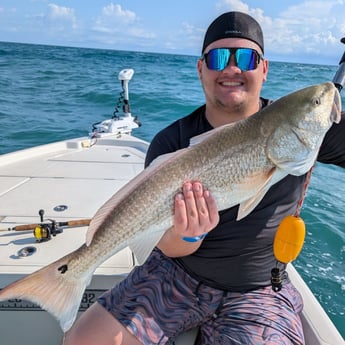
[98,248,304,345]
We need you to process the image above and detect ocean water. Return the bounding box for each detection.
[0,41,344,337]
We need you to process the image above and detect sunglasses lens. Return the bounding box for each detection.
[204,48,260,72]
[205,48,230,70]
[236,48,258,71]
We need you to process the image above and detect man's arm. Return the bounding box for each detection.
[318,112,345,168]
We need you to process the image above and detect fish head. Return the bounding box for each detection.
[264,82,341,175]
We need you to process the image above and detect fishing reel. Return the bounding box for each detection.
[33,209,62,242]
[6,212,90,242]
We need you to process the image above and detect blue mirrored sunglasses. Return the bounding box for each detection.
[202,47,264,72]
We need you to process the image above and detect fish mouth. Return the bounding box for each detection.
[332,88,342,124]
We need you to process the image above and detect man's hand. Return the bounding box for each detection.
[157,181,219,257]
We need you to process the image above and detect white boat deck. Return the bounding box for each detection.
[0,133,343,345]
[0,134,147,268]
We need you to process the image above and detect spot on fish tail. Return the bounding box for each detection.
[58,264,68,274]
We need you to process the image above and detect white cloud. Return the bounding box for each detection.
[101,3,136,23]
[93,3,137,33]
[265,1,344,58]
[214,0,345,62]
[91,3,155,47]
[48,3,77,29]
[216,0,249,13]
[0,1,343,62]
[163,22,205,52]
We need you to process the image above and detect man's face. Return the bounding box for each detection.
[198,37,268,123]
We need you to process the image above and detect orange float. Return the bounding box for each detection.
[273,215,306,264]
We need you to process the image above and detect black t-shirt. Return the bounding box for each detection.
[145,99,345,291]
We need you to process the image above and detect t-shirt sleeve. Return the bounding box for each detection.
[318,111,345,168]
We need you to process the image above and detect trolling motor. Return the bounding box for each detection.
[332,37,345,92]
[271,37,345,292]
[92,68,141,135]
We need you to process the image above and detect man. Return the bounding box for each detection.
[64,11,345,345]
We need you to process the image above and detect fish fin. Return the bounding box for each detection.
[0,247,91,332]
[129,225,168,264]
[237,189,268,220]
[189,125,232,146]
[237,168,286,220]
[150,127,228,165]
[86,149,184,246]
[85,168,157,245]
[148,150,182,167]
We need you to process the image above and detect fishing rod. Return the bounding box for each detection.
[1,209,91,242]
[332,37,345,92]
[271,37,345,292]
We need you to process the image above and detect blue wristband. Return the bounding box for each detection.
[182,233,208,242]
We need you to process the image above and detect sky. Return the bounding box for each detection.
[0,0,345,65]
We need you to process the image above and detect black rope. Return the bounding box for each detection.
[112,85,125,119]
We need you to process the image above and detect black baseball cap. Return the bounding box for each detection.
[202,11,264,54]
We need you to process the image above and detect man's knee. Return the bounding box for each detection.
[63,302,142,345]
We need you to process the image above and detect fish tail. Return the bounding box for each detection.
[0,247,92,332]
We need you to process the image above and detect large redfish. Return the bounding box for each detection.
[0,82,341,332]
